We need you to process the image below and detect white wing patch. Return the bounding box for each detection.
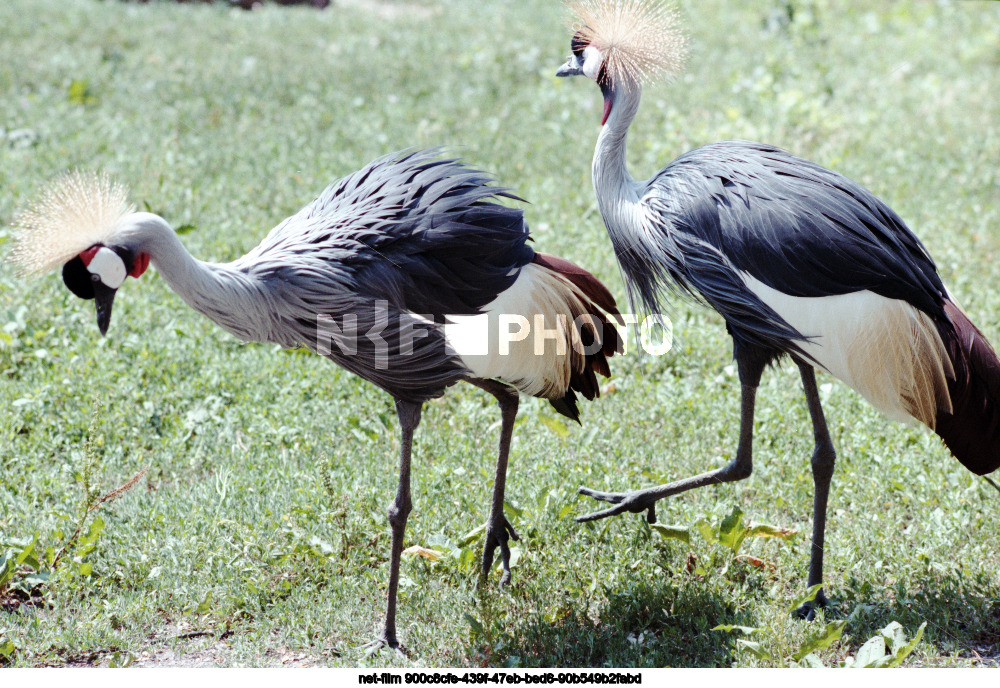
[445,263,596,399]
[740,272,952,428]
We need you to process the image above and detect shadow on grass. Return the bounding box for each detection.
[835,570,1000,664]
[467,580,746,668]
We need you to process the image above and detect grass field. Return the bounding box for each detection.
[1,0,999,668]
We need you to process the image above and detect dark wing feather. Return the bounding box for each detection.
[249,149,534,320]
[649,141,947,318]
[610,195,811,357]
[935,301,1000,475]
[237,150,536,399]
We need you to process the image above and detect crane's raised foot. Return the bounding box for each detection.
[480,515,520,588]
[792,589,829,622]
[576,486,658,524]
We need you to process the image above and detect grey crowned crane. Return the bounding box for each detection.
[11,150,623,651]
[556,0,1000,617]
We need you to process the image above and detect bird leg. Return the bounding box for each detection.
[794,362,836,620]
[466,378,521,588]
[365,398,422,655]
[577,357,764,523]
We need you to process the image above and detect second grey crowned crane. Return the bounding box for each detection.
[556,0,1000,617]
[11,150,623,651]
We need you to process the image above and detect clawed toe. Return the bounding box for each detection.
[576,486,657,523]
[480,515,520,587]
[504,516,521,543]
[362,636,408,658]
[577,486,627,504]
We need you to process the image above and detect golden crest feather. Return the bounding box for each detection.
[10,170,134,277]
[567,0,688,86]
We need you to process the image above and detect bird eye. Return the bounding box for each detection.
[91,273,101,282]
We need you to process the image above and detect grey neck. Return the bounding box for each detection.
[118,213,272,342]
[592,81,644,232]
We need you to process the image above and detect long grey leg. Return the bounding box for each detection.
[577,355,766,523]
[466,378,521,587]
[369,398,422,653]
[795,362,836,620]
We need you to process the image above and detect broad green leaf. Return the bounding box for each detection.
[78,516,105,549]
[650,523,691,543]
[711,624,760,635]
[457,523,486,548]
[797,653,826,668]
[457,547,477,571]
[852,634,887,667]
[736,639,771,660]
[718,505,745,541]
[0,555,13,587]
[464,613,484,638]
[694,518,717,544]
[14,538,36,568]
[13,571,50,592]
[0,639,14,658]
[195,590,213,615]
[882,622,926,667]
[19,552,41,571]
[747,524,797,541]
[792,620,845,661]
[503,500,525,519]
[881,621,907,654]
[787,583,825,614]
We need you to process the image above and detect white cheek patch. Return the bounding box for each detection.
[582,46,603,81]
[87,247,126,289]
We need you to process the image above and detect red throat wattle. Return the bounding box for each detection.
[129,253,150,278]
[601,96,613,126]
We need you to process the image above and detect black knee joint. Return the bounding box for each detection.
[387,500,411,528]
[726,456,753,481]
[811,441,835,477]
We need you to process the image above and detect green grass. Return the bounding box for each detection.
[1,0,999,668]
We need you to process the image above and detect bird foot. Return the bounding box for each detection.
[793,589,829,621]
[362,634,409,658]
[479,515,520,588]
[576,486,658,524]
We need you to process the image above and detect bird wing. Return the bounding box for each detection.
[245,150,535,321]
[610,207,813,356]
[646,140,947,319]
[262,278,470,403]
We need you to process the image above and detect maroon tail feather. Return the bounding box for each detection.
[531,252,624,420]
[934,300,1000,475]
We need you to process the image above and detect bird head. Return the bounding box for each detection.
[556,0,688,123]
[10,171,151,335]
